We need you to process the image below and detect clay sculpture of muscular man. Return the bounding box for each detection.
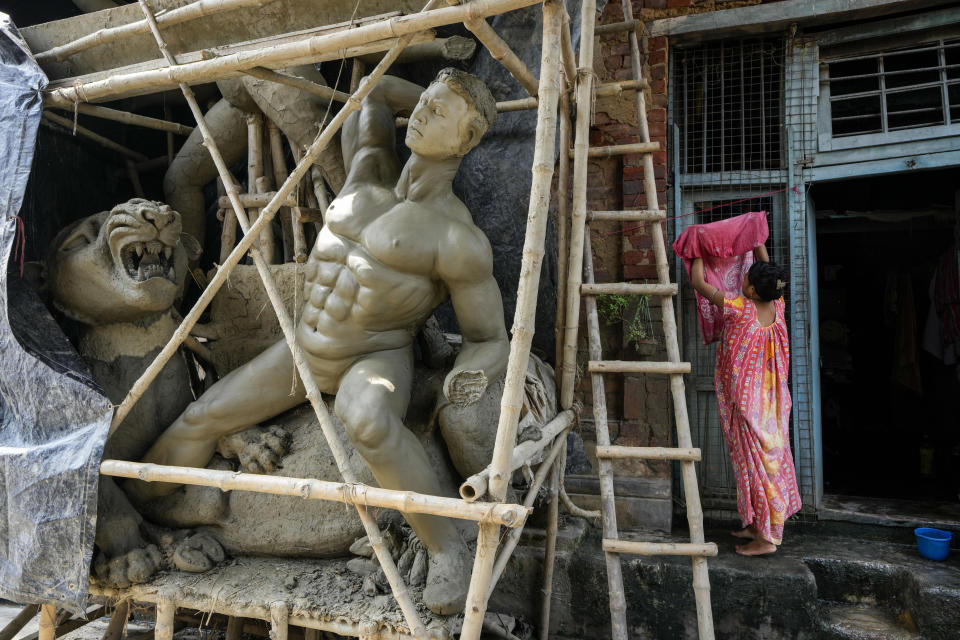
[132,69,510,615]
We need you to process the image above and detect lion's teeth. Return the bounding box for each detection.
[163,247,172,260]
[168,267,175,280]
[135,245,143,258]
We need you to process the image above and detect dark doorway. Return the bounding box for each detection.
[813,168,960,502]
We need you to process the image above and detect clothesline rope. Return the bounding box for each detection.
[594,185,801,238]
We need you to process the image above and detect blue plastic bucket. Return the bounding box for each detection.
[915,527,953,561]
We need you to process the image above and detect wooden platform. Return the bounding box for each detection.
[89,556,455,640]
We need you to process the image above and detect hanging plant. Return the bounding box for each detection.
[596,292,657,350]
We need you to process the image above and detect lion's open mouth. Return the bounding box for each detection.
[121,241,176,282]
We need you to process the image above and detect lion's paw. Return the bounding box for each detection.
[217,425,290,473]
[92,544,163,588]
[172,533,226,573]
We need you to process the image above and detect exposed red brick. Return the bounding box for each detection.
[649,36,667,51]
[624,264,658,279]
[650,78,666,94]
[648,49,667,66]
[649,64,666,80]
[648,108,666,123]
[667,0,690,7]
[649,121,666,138]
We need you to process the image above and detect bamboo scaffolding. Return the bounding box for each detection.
[131,3,447,633]
[45,0,544,108]
[554,88,571,379]
[588,360,691,374]
[49,103,193,135]
[37,606,55,640]
[602,539,718,557]
[244,67,350,104]
[581,282,676,296]
[155,599,175,640]
[459,409,573,501]
[539,460,560,640]
[17,608,106,640]
[569,141,659,158]
[485,424,569,600]
[0,605,38,640]
[225,617,243,640]
[89,590,449,640]
[595,79,647,96]
[596,445,701,461]
[35,0,275,64]
[462,14,539,97]
[268,120,303,263]
[460,4,562,638]
[246,112,275,263]
[102,599,130,640]
[218,192,297,209]
[42,111,148,162]
[559,12,576,90]
[269,604,288,640]
[559,0,597,411]
[102,459,527,526]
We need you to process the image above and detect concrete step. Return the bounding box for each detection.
[820,602,920,640]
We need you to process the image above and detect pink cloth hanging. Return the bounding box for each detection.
[672,212,770,344]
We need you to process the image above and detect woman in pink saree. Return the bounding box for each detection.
[691,248,802,555]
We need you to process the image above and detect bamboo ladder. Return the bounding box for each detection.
[559,2,717,638]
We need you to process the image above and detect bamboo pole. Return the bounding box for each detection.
[584,230,629,640]
[581,282,676,296]
[101,600,130,640]
[101,459,527,526]
[19,608,107,640]
[554,89,571,372]
[225,617,243,640]
[244,67,350,104]
[602,540,718,557]
[460,4,562,638]
[594,19,640,36]
[0,605,38,640]
[49,104,193,135]
[247,112,275,263]
[559,11,576,90]
[460,409,573,501]
[37,607,55,640]
[539,459,560,640]
[130,7,443,633]
[164,102,175,164]
[155,599,174,640]
[126,159,145,197]
[588,360,691,374]
[269,604,287,640]
[46,0,544,108]
[486,425,569,599]
[462,15,539,97]
[42,112,148,162]
[357,35,476,65]
[268,120,299,263]
[596,445,701,461]
[569,141,659,158]
[218,192,298,209]
[349,60,365,94]
[595,79,646,97]
[559,0,597,410]
[35,0,274,64]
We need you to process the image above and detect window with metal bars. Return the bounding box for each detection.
[674,38,785,174]
[826,38,960,138]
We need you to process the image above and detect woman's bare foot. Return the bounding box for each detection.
[730,527,755,540]
[735,538,777,556]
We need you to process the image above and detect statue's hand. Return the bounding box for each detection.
[443,368,488,408]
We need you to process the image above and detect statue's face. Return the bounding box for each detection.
[405,81,478,159]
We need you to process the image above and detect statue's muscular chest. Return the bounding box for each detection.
[318,185,437,275]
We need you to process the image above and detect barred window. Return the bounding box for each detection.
[826,38,960,137]
[674,39,785,174]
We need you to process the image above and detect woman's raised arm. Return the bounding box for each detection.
[691,257,724,307]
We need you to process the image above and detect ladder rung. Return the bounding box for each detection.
[589,360,691,374]
[602,539,718,557]
[594,19,640,35]
[588,209,665,222]
[595,79,647,97]
[582,283,676,297]
[596,445,701,461]
[569,141,660,158]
